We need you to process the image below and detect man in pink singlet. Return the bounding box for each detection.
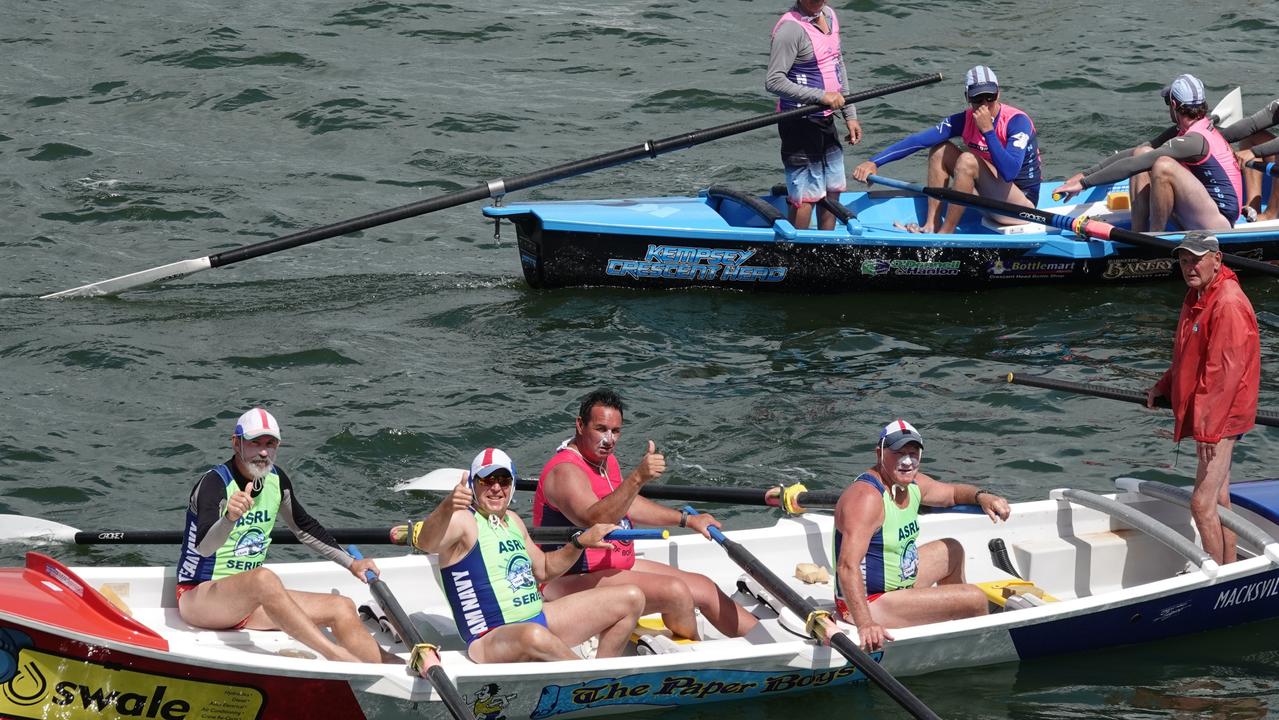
[532,389,759,640]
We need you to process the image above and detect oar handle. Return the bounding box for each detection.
[1007,372,1279,428]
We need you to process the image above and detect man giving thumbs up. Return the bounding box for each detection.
[532,389,759,641]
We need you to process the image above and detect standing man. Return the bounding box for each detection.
[851,66,1043,234]
[1055,74,1242,232]
[533,389,760,640]
[766,0,862,231]
[175,408,394,663]
[1147,232,1260,565]
[833,420,1011,652]
[411,448,645,662]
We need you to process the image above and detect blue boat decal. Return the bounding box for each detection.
[606,244,787,283]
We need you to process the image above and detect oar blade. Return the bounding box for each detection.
[1211,87,1243,127]
[41,257,214,300]
[0,515,80,544]
[395,467,469,493]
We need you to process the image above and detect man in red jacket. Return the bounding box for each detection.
[1147,231,1260,564]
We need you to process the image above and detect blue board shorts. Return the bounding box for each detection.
[784,144,847,206]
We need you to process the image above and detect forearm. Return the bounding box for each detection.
[1249,136,1279,158]
[837,563,873,626]
[574,481,644,525]
[412,502,458,554]
[1220,99,1279,143]
[625,495,682,526]
[537,544,586,581]
[195,517,234,556]
[869,121,955,166]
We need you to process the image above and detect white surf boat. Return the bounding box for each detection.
[3,476,1279,720]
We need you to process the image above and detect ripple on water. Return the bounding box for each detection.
[285,98,413,135]
[223,348,360,370]
[26,143,93,161]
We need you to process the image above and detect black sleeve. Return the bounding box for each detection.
[276,469,353,568]
[1220,99,1279,143]
[191,470,234,556]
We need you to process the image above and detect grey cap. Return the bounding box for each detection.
[964,65,999,98]
[1172,231,1219,257]
[1161,74,1206,106]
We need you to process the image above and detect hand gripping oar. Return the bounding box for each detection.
[866,174,1279,278]
[1005,372,1279,429]
[42,74,942,299]
[683,507,940,720]
[347,546,472,720]
[0,514,667,546]
[1245,159,1279,178]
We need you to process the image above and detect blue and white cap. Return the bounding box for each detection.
[878,419,924,451]
[1161,74,1206,106]
[234,408,280,441]
[964,65,999,98]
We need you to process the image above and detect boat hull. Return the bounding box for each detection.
[486,184,1279,292]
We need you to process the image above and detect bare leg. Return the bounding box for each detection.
[864,538,987,628]
[923,142,964,231]
[1193,437,1238,565]
[1128,144,1155,232]
[1148,157,1236,231]
[1240,131,1276,217]
[973,157,1035,225]
[467,622,577,663]
[938,152,980,234]
[913,538,968,587]
[542,568,699,639]
[543,584,645,658]
[816,194,837,231]
[790,201,815,230]
[179,568,362,662]
[631,559,759,638]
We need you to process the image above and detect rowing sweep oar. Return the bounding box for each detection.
[684,507,940,720]
[395,467,844,508]
[0,514,667,546]
[347,546,471,720]
[865,174,1279,278]
[41,74,942,299]
[1005,372,1279,428]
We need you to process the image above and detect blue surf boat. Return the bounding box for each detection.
[484,180,1279,292]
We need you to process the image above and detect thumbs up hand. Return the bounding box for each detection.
[450,474,474,512]
[225,484,254,522]
[634,440,666,485]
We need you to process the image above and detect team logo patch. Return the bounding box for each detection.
[233,528,267,557]
[506,555,536,593]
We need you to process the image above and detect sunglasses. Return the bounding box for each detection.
[475,473,513,488]
[969,93,997,105]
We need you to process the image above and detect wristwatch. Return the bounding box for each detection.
[570,530,585,550]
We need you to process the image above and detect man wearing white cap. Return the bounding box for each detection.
[851,65,1043,234]
[832,420,1011,652]
[1147,232,1259,565]
[412,448,645,662]
[175,408,393,663]
[1056,73,1243,232]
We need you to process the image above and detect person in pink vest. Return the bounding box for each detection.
[851,66,1043,234]
[1147,231,1260,566]
[765,0,862,232]
[1055,74,1243,232]
[533,389,760,641]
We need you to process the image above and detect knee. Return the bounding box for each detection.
[953,152,979,176]
[245,567,286,597]
[964,586,990,615]
[522,624,562,653]
[940,538,966,568]
[620,585,646,617]
[1132,143,1153,156]
[1150,155,1179,179]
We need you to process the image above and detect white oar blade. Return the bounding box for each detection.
[0,515,79,543]
[395,467,469,492]
[1211,87,1243,127]
[41,257,213,299]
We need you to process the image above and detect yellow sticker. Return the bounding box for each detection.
[1,647,264,720]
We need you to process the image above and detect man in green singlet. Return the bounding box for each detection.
[175,408,395,663]
[832,420,1011,651]
[412,448,645,663]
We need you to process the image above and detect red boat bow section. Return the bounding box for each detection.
[0,553,167,652]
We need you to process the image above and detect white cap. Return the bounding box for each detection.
[470,448,517,482]
[235,408,281,441]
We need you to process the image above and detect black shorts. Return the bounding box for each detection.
[778,115,842,167]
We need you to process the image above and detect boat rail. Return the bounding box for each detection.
[1049,488,1219,578]
[1114,477,1279,563]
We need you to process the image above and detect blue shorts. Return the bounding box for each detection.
[784,144,846,207]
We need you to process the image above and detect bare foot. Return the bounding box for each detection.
[891,222,933,234]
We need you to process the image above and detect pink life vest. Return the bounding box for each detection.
[772,8,844,117]
[960,102,1039,167]
[533,447,635,573]
[1178,116,1244,220]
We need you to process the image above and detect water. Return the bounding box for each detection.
[4,0,1279,717]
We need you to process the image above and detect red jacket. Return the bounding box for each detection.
[1153,265,1260,444]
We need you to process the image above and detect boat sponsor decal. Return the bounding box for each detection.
[530,662,871,717]
[470,682,517,720]
[860,258,961,277]
[606,245,787,283]
[1153,600,1192,623]
[985,259,1074,279]
[0,645,264,720]
[1101,258,1173,280]
[1213,575,1279,610]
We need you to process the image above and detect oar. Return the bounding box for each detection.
[0,515,667,546]
[1005,372,1279,428]
[42,75,943,299]
[866,174,1279,278]
[395,468,843,507]
[1245,159,1279,178]
[347,546,471,720]
[684,507,940,720]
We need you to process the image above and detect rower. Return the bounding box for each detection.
[411,448,645,662]
[532,388,760,640]
[175,408,397,663]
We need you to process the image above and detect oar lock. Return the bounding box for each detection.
[487,178,507,241]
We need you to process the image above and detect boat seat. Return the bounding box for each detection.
[1229,478,1279,527]
[1011,527,1183,597]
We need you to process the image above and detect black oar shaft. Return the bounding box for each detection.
[1246,159,1279,177]
[208,75,942,269]
[698,515,939,720]
[349,547,471,720]
[511,477,842,508]
[71,527,397,546]
[867,175,1279,278]
[1006,372,1279,428]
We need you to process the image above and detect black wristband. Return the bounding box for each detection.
[974,489,990,502]
[570,530,585,550]
[679,509,688,528]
